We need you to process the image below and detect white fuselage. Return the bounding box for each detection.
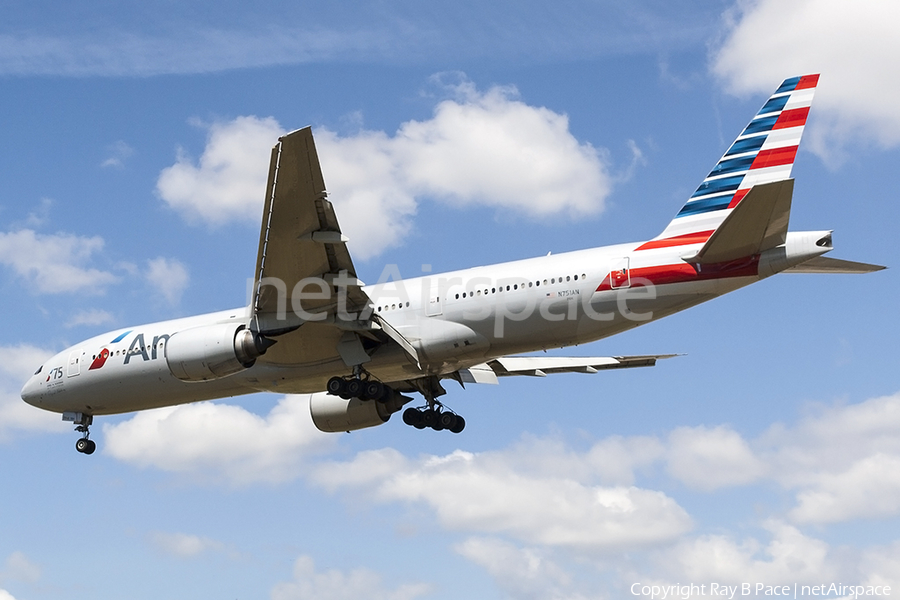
[20,231,829,416]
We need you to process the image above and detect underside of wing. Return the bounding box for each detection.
[457,354,678,384]
[251,127,369,335]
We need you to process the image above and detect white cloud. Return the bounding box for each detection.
[648,520,840,586]
[23,198,53,228]
[711,0,900,160]
[102,395,337,484]
[145,257,189,306]
[640,393,900,524]
[313,447,692,551]
[789,453,900,524]
[666,425,766,491]
[148,531,226,558]
[455,537,580,600]
[156,116,283,226]
[100,387,900,531]
[100,140,134,168]
[390,77,610,217]
[0,591,15,600]
[271,555,431,600]
[156,79,613,259]
[0,345,67,440]
[65,309,115,329]
[1,552,40,584]
[0,229,118,294]
[759,392,900,523]
[313,128,418,260]
[859,543,900,591]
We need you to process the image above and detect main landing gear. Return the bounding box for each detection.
[63,412,96,455]
[403,376,465,434]
[402,405,465,433]
[326,376,390,402]
[326,374,466,434]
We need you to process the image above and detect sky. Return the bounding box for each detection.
[1,0,899,598]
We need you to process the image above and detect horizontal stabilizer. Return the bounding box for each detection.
[784,256,886,274]
[459,354,678,383]
[686,179,793,265]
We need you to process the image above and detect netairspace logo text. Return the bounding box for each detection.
[630,582,892,600]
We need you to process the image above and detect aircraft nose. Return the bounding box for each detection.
[20,375,42,408]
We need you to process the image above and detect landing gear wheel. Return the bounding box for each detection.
[449,415,465,434]
[364,381,385,401]
[438,412,456,430]
[326,376,346,396]
[346,379,364,399]
[75,438,96,454]
[403,407,422,427]
[421,408,437,428]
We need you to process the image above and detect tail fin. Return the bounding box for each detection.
[646,74,819,248]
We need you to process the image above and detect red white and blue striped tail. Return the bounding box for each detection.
[648,74,819,248]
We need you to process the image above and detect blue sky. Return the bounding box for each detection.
[2,1,899,598]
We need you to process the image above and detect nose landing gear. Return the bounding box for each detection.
[63,412,96,455]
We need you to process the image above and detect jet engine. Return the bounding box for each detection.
[310,389,410,433]
[165,323,274,382]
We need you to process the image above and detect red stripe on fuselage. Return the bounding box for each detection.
[635,230,714,251]
[750,146,798,170]
[596,256,760,292]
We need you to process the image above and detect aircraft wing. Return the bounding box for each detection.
[458,354,678,384]
[251,127,369,335]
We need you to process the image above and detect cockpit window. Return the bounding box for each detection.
[34,365,43,375]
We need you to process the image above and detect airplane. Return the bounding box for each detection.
[20,74,884,454]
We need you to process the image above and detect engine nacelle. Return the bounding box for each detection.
[310,389,409,433]
[165,323,274,382]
